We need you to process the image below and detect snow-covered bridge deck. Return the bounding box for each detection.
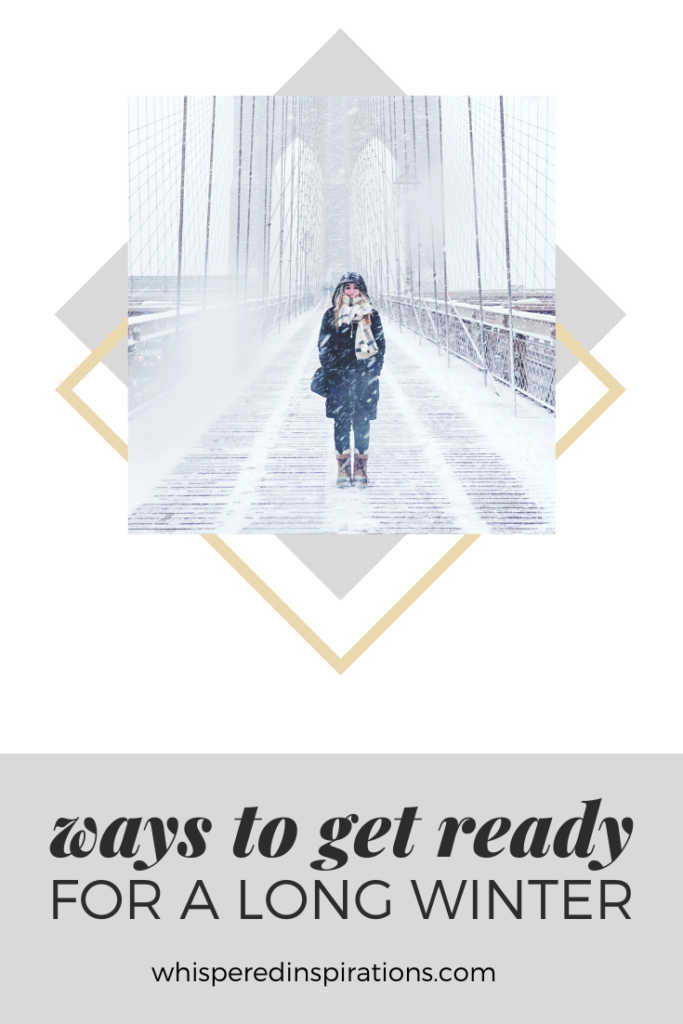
[128,307,555,534]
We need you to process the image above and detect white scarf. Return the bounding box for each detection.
[337,295,378,360]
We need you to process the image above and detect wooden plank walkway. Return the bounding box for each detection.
[128,308,555,534]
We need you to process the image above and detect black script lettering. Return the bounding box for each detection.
[437,817,476,856]
[393,807,421,858]
[133,817,179,871]
[100,818,142,860]
[311,814,359,870]
[590,817,633,870]
[233,807,261,857]
[553,799,601,863]
[473,818,512,858]
[258,818,298,858]
[177,817,213,859]
[50,817,97,859]
[509,818,552,859]
[354,817,392,858]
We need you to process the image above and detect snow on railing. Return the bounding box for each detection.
[382,295,555,411]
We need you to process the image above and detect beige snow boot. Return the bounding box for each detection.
[335,450,353,487]
[353,449,369,486]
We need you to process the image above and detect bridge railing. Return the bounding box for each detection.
[382,295,556,411]
[128,293,320,415]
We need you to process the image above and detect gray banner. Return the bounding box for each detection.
[1,755,678,1022]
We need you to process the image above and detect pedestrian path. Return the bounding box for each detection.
[128,307,555,534]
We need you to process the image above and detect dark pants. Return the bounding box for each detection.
[334,412,370,453]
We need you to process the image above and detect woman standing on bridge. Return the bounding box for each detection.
[315,272,386,487]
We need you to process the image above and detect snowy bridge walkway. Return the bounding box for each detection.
[128,307,555,534]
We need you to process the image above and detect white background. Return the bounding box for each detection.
[1,1,680,753]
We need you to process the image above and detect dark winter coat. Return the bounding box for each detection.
[317,306,386,421]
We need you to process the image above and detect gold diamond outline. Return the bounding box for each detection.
[56,319,624,674]
[56,320,129,461]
